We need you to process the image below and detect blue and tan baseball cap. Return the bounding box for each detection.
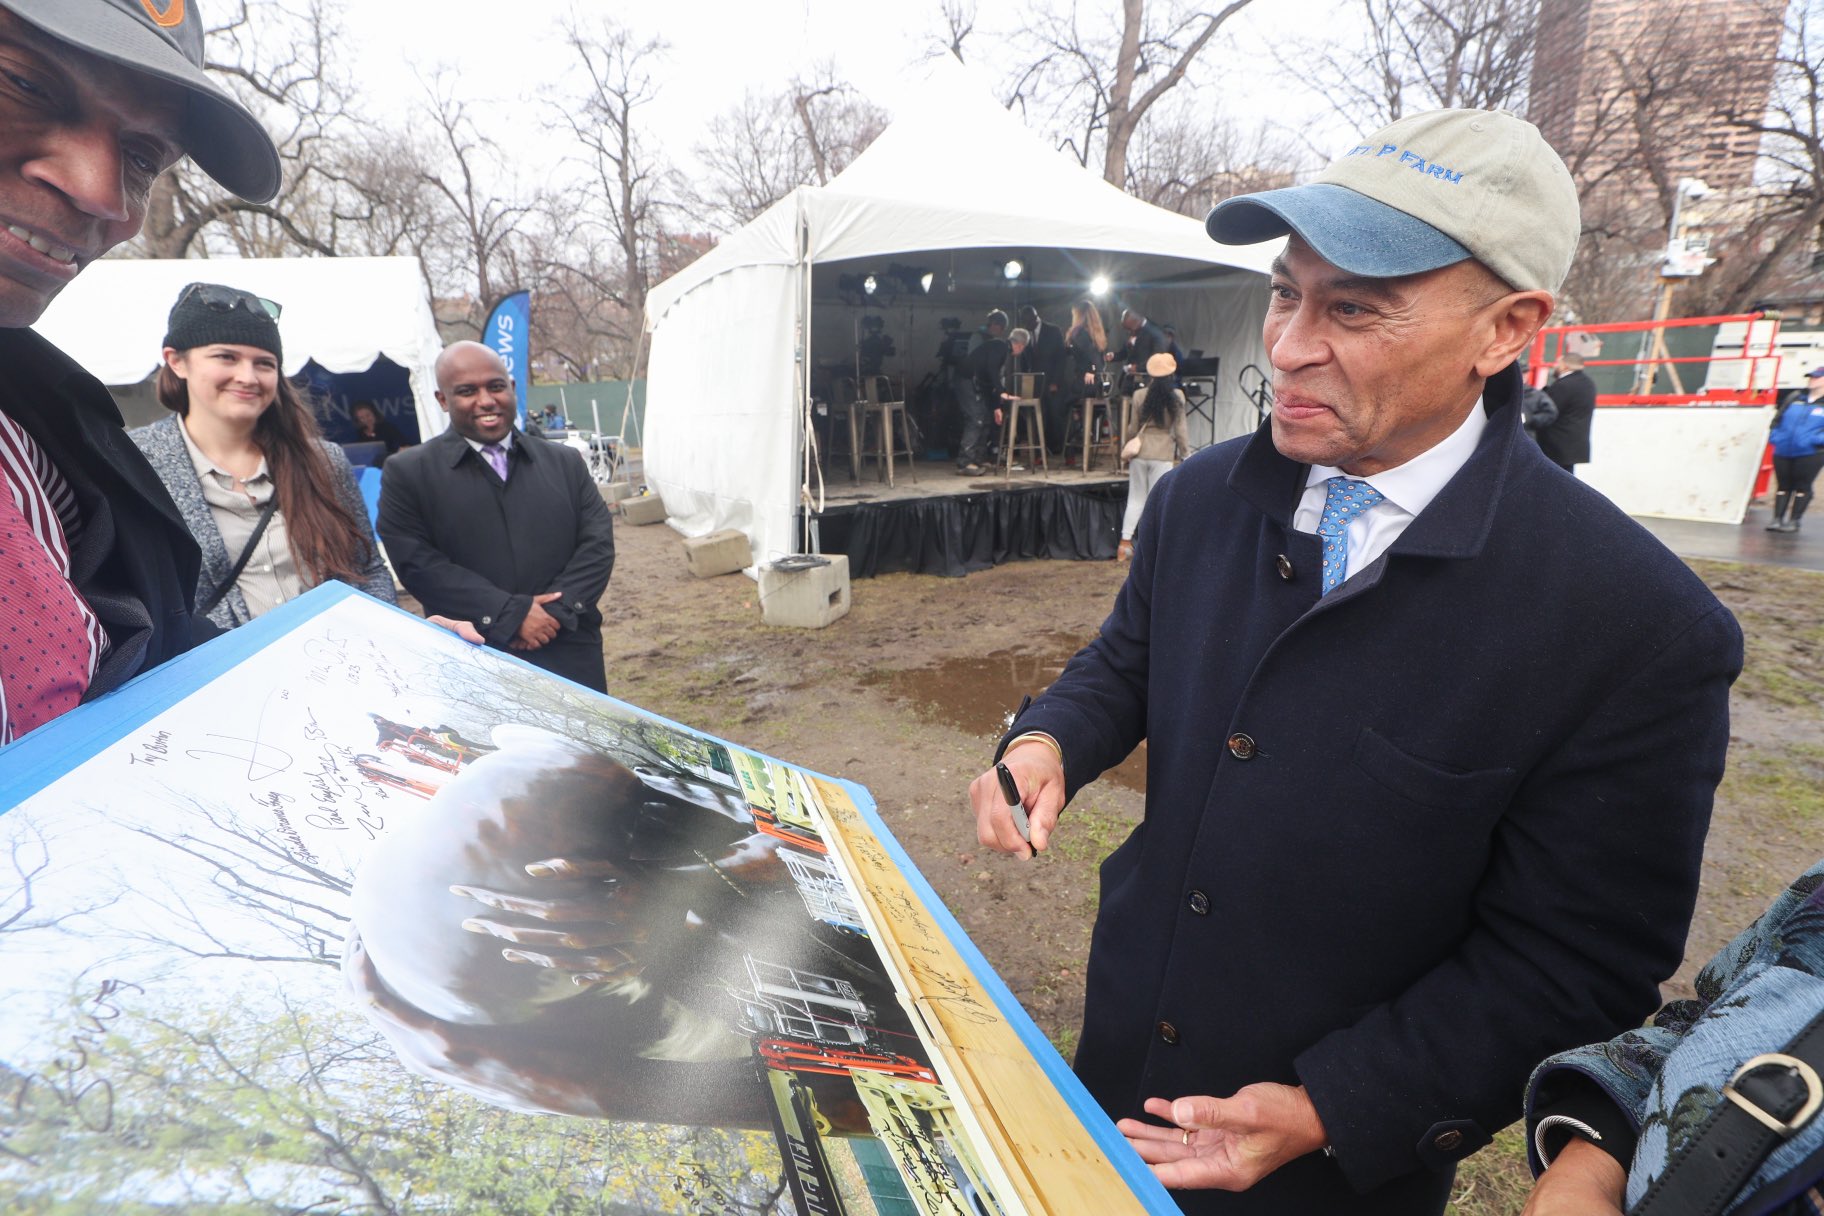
[1,0,282,202]
[1206,109,1580,294]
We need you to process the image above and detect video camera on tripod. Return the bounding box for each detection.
[935,317,971,369]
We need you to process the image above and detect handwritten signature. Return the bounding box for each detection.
[127,729,171,767]
[2,979,142,1159]
[186,689,294,781]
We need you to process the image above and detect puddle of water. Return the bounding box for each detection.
[865,633,1148,792]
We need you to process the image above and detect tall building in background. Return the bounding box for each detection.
[1531,0,1786,192]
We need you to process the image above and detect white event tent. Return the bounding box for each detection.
[35,256,448,441]
[643,63,1280,569]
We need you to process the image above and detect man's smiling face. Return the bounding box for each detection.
[436,343,516,444]
[0,8,186,327]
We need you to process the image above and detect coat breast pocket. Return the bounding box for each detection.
[1350,725,1519,814]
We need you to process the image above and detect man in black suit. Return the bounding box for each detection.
[1018,306,1070,454]
[1536,340,1598,473]
[1112,308,1171,440]
[378,342,616,692]
[1113,308,1169,378]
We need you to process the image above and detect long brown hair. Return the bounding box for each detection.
[1070,299,1108,353]
[156,360,374,588]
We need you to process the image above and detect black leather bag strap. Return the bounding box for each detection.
[1630,1009,1824,1216]
[196,497,279,620]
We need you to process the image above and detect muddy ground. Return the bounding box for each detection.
[582,516,1823,1215]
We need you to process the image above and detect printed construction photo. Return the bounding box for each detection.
[0,589,1013,1216]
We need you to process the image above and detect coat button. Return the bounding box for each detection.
[1276,554,1294,580]
[1156,1021,1180,1045]
[481,616,493,625]
[1187,890,1210,915]
[1433,1129,1463,1152]
[1227,733,1256,760]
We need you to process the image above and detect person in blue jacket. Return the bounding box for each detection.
[1522,858,1824,1215]
[1767,368,1824,532]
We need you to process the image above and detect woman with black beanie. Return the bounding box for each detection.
[129,282,394,629]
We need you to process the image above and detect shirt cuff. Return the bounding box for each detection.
[544,597,579,631]
[1531,1085,1637,1174]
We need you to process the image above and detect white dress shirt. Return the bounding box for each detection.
[1290,399,1488,585]
[462,431,515,457]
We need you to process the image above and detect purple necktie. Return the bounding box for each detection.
[482,443,509,481]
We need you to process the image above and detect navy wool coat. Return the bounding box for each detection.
[1010,363,1743,1214]
[377,427,615,691]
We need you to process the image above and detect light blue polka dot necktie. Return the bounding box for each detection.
[1317,476,1385,595]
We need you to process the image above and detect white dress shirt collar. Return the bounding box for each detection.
[462,431,515,457]
[1301,397,1488,516]
[1291,398,1489,587]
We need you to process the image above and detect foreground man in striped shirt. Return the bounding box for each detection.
[0,0,280,743]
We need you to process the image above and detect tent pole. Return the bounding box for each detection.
[796,199,818,556]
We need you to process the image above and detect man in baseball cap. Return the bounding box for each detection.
[0,0,281,744]
[4,0,281,208]
[970,109,1741,1214]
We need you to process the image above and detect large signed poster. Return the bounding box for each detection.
[0,585,1167,1215]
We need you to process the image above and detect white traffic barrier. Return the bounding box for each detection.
[1579,405,1772,524]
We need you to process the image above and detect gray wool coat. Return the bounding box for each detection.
[127,414,395,630]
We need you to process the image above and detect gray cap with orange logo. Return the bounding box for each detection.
[1,0,282,202]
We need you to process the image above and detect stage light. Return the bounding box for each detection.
[920,272,934,293]
[1003,259,1023,280]
[1090,275,1110,296]
[863,275,878,295]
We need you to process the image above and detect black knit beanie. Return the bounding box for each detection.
[163,283,283,362]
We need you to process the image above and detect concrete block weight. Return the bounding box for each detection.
[598,481,637,505]
[619,493,668,526]
[758,554,851,629]
[682,529,753,579]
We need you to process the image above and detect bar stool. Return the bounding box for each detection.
[1077,396,1119,473]
[1001,373,1048,479]
[857,375,917,487]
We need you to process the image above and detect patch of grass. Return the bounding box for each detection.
[1736,660,1824,710]
[1719,746,1824,830]
[1049,1024,1079,1061]
[1447,1123,1533,1216]
[1049,799,1137,866]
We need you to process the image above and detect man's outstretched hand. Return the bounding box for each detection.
[969,739,1066,859]
[428,615,485,644]
[1118,1084,1329,1192]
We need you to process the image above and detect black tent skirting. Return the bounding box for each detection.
[815,480,1125,578]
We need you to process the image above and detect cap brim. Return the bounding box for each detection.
[1206,183,1470,279]
[3,0,281,202]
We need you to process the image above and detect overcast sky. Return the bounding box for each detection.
[338,0,1357,194]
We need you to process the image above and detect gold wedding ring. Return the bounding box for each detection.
[1181,1128,1190,1146]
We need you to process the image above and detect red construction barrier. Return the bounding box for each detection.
[1527,313,1783,407]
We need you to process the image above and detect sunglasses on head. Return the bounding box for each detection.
[179,282,283,320]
